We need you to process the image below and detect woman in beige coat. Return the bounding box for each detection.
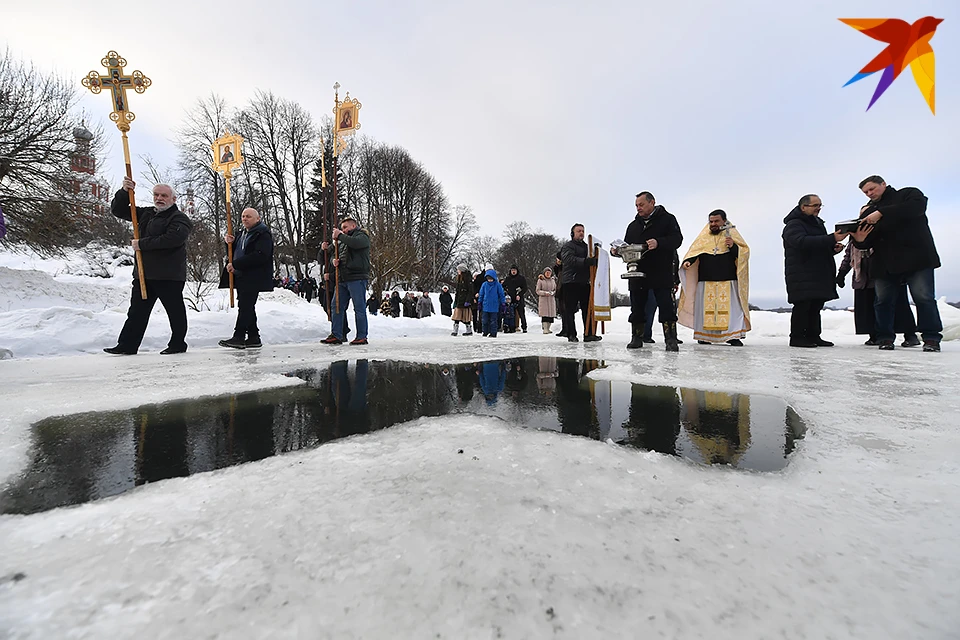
[536,267,558,333]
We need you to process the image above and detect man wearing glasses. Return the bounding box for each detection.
[782,194,848,347]
[851,175,942,352]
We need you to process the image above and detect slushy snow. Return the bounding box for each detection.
[0,246,958,639]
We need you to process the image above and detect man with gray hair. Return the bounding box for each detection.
[218,207,274,349]
[103,177,193,355]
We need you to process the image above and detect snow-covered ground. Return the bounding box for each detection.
[1,246,958,639]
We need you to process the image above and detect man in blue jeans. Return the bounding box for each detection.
[852,175,942,352]
[321,216,371,345]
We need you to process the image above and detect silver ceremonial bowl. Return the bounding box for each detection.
[614,244,648,279]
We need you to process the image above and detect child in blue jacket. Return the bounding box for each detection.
[477,269,505,337]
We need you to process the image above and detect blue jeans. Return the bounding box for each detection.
[875,269,941,343]
[482,311,499,336]
[332,279,368,340]
[642,289,657,340]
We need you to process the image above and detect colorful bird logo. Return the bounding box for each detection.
[840,17,943,114]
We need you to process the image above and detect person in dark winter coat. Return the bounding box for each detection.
[837,242,918,346]
[614,192,683,351]
[217,208,274,348]
[321,216,371,345]
[782,194,849,348]
[559,224,599,343]
[439,286,453,316]
[104,178,193,355]
[390,291,402,317]
[472,269,487,333]
[502,265,528,332]
[366,293,379,315]
[402,292,418,318]
[852,176,942,352]
[477,269,506,337]
[451,265,474,336]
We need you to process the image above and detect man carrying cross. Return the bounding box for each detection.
[103,177,193,355]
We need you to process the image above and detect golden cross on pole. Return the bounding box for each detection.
[82,51,152,299]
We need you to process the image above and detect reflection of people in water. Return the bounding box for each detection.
[478,361,505,405]
[536,356,558,396]
[324,360,370,437]
[680,389,750,465]
[220,145,235,163]
[455,364,477,403]
[623,385,681,455]
[137,405,189,485]
[339,108,353,130]
[555,359,596,437]
[504,359,529,396]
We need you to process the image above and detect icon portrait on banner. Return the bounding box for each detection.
[211,131,245,172]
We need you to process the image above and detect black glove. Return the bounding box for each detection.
[836,273,846,288]
[584,257,598,267]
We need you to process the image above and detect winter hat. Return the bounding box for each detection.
[457,263,468,272]
[442,285,449,291]
[484,263,494,271]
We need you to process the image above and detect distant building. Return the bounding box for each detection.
[69,124,110,217]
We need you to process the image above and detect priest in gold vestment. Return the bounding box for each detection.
[678,210,751,345]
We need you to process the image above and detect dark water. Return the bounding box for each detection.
[1,358,804,515]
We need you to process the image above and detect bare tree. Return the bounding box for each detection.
[0,48,106,250]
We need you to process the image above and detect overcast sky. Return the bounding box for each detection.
[3,0,957,306]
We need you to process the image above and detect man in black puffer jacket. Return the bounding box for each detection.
[615,191,683,351]
[104,178,193,355]
[559,223,598,342]
[218,208,274,349]
[782,194,849,348]
[853,175,942,352]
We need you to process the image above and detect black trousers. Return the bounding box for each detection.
[629,282,677,324]
[560,282,591,337]
[117,279,187,352]
[234,290,260,338]
[790,299,825,340]
[515,302,527,331]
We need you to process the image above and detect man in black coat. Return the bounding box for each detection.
[218,208,274,349]
[614,191,684,351]
[559,223,598,342]
[853,175,942,352]
[782,194,849,347]
[502,265,528,332]
[104,178,193,355]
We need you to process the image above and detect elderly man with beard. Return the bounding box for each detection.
[104,177,193,355]
[614,191,684,352]
[678,209,751,346]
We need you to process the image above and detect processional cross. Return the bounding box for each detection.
[82,51,152,298]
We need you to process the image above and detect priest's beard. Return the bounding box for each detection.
[710,228,721,235]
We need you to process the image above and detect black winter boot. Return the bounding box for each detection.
[627,323,645,349]
[663,322,679,352]
[219,331,246,349]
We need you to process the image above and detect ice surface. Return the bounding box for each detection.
[0,247,958,638]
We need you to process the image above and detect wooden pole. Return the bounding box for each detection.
[586,234,597,337]
[321,146,331,320]
[224,168,235,308]
[120,126,148,300]
[332,96,341,315]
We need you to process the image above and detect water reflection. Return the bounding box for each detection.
[1,358,804,514]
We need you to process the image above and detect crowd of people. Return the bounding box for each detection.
[99,173,943,356]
